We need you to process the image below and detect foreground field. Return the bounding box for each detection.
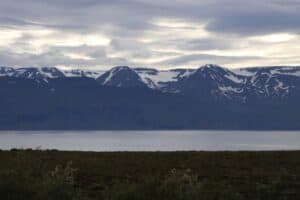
[0,150,300,199]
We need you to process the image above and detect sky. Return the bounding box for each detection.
[0,0,299,70]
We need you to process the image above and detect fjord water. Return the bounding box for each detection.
[0,130,300,151]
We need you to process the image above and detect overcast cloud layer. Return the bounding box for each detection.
[0,0,299,70]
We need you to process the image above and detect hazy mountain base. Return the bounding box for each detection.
[0,150,299,200]
[0,77,299,130]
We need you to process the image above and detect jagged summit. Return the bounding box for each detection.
[97,66,147,88]
[199,64,224,70]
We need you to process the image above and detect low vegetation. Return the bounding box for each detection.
[0,150,299,199]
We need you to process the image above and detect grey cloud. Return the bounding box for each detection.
[1,0,299,35]
[49,45,107,58]
[109,39,154,58]
[205,4,300,35]
[173,38,233,51]
[0,0,299,69]
[156,53,263,67]
[0,47,138,70]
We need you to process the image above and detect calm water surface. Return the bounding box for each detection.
[0,130,300,151]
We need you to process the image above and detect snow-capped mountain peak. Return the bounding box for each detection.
[97,66,147,88]
[11,67,65,83]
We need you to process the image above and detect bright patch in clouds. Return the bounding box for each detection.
[251,33,296,43]
[32,33,110,48]
[65,53,94,60]
[150,18,210,39]
[0,29,22,47]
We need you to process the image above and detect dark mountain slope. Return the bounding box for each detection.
[0,65,300,130]
[0,76,299,130]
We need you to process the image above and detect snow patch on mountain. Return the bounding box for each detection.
[270,68,300,77]
[103,68,117,85]
[97,66,147,88]
[231,68,256,77]
[224,73,245,84]
[136,68,195,88]
[63,69,104,79]
[0,67,15,76]
[219,86,243,93]
[138,70,178,86]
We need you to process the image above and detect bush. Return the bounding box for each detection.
[0,157,87,200]
[38,161,84,200]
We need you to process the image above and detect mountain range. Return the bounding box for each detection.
[0,64,299,130]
